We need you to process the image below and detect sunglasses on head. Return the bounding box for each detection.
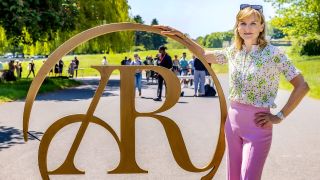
[240,4,263,13]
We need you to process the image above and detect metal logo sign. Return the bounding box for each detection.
[23,23,227,180]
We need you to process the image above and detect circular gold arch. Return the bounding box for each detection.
[22,22,227,179]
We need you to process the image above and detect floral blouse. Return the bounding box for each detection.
[214,44,300,108]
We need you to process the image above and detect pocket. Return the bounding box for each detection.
[261,122,273,130]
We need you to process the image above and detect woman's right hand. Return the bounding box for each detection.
[152,25,185,38]
[204,50,217,63]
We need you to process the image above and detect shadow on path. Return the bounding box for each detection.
[0,126,43,151]
[35,79,121,102]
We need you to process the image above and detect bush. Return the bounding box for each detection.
[301,38,320,56]
[293,35,320,56]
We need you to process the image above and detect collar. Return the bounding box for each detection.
[242,44,259,53]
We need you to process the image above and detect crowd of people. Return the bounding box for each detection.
[1,48,210,99]
[49,56,79,78]
[118,45,210,98]
[0,60,24,81]
[0,55,82,81]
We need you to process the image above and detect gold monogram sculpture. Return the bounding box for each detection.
[23,23,227,180]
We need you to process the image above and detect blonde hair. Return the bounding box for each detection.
[234,7,267,51]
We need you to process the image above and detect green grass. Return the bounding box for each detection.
[3,49,196,77]
[1,47,318,101]
[0,78,81,102]
[279,50,320,99]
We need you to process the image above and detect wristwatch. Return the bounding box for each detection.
[276,111,285,121]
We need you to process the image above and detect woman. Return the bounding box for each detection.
[172,55,181,75]
[58,59,64,77]
[155,4,309,180]
[130,53,143,96]
[15,60,21,78]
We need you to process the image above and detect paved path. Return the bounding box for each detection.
[0,74,319,180]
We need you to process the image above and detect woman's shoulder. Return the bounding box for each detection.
[261,43,284,54]
[225,44,236,52]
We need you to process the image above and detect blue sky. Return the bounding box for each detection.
[127,0,276,38]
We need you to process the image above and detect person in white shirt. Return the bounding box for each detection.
[101,56,108,65]
[130,53,143,96]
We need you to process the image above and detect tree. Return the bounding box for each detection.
[150,18,167,49]
[133,16,168,50]
[133,15,154,50]
[266,21,285,39]
[265,0,320,37]
[199,31,234,48]
[0,0,133,54]
[0,0,79,45]
[133,15,146,46]
[73,0,133,53]
[0,26,8,54]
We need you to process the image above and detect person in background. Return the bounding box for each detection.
[179,52,189,87]
[102,56,108,65]
[58,59,64,77]
[148,56,156,83]
[27,59,35,78]
[3,60,16,81]
[121,56,128,65]
[143,56,153,83]
[130,53,143,96]
[172,55,180,75]
[193,55,206,96]
[74,56,79,78]
[153,45,172,101]
[18,62,22,78]
[179,52,189,75]
[188,56,195,86]
[68,60,76,78]
[8,60,15,73]
[15,60,21,79]
[54,63,59,77]
[126,58,132,65]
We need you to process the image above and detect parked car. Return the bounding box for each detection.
[4,53,13,59]
[32,55,45,59]
[15,54,24,58]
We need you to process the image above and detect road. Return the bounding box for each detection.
[0,74,319,180]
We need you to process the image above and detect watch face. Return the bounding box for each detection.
[277,112,284,120]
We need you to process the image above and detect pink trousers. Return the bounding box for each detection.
[225,102,272,180]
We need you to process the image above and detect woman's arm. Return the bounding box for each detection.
[279,74,309,118]
[204,51,221,64]
[153,25,223,64]
[255,74,309,127]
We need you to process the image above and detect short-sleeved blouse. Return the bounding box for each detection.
[213,44,300,108]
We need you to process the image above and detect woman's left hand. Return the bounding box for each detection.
[254,112,282,128]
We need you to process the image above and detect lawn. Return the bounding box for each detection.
[0,77,81,102]
[1,47,319,101]
[279,51,320,99]
[3,49,195,77]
